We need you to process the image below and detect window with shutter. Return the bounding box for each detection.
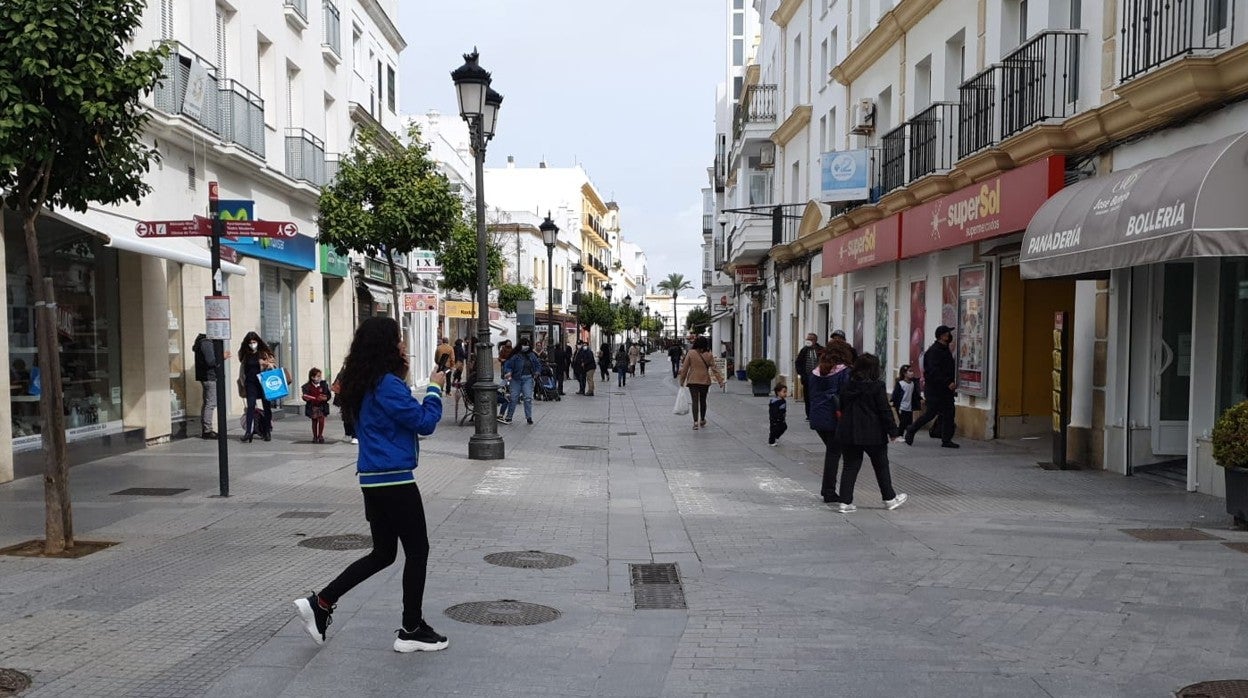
[215,8,227,77]
[160,0,174,40]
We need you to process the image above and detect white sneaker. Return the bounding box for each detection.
[350,437,358,445]
[884,493,909,510]
[837,503,857,513]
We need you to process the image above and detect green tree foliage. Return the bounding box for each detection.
[0,0,167,554]
[318,125,462,314]
[578,292,615,331]
[497,283,533,314]
[439,216,504,298]
[686,307,711,335]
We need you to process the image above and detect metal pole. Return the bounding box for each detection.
[469,119,503,460]
[208,194,230,496]
[546,245,555,359]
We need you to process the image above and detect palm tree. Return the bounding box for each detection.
[656,273,693,341]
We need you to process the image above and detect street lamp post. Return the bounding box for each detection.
[622,294,632,345]
[452,50,505,461]
[572,263,585,344]
[540,213,559,357]
[603,282,614,353]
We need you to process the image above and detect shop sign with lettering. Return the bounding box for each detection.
[821,214,900,277]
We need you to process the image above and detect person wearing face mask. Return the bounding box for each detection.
[238,331,276,442]
[500,338,543,424]
[794,332,823,422]
[301,368,332,443]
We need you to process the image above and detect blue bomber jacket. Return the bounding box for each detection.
[355,373,443,487]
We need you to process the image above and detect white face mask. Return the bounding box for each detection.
[805,340,814,347]
[249,342,258,350]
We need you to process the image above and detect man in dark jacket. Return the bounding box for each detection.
[668,342,684,378]
[574,342,597,396]
[904,325,959,448]
[192,333,229,440]
[553,342,571,395]
[794,332,822,421]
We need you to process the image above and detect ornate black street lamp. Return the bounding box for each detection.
[452,50,504,460]
[603,282,614,352]
[572,262,585,344]
[540,213,559,355]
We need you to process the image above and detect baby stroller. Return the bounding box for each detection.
[534,365,561,402]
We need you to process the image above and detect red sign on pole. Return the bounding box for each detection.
[208,181,219,202]
[137,217,299,239]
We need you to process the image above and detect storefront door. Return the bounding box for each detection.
[1152,262,1194,455]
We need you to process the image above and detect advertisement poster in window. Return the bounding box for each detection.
[874,287,889,375]
[941,274,958,357]
[956,263,991,396]
[909,280,926,378]
[852,289,865,354]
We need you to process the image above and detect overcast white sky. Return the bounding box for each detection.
[400,1,723,293]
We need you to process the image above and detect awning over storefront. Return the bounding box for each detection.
[47,206,248,276]
[358,279,395,308]
[1021,132,1248,279]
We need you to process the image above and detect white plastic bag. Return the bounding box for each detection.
[673,387,691,416]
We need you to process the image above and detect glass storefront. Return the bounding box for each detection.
[6,222,123,451]
[1218,258,1248,415]
[260,264,298,407]
[167,262,188,430]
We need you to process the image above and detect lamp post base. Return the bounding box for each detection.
[468,433,505,460]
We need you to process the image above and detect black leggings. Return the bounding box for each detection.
[840,445,897,505]
[817,430,842,501]
[319,483,430,630]
[244,381,272,436]
[688,384,710,422]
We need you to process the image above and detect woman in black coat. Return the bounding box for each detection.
[833,353,909,513]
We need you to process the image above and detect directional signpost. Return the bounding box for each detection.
[136,183,301,497]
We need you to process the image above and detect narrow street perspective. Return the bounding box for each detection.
[1,376,1245,697]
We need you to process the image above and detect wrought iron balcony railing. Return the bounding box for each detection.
[325,154,341,185]
[153,43,222,136]
[879,123,908,195]
[907,102,960,181]
[285,128,327,186]
[958,65,1001,158]
[1121,0,1236,81]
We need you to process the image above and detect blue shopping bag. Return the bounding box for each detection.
[260,368,290,400]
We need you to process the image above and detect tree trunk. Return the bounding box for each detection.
[21,210,72,553]
[385,250,401,322]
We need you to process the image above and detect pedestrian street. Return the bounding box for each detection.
[0,371,1245,697]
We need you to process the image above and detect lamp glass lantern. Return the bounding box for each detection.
[482,88,503,141]
[450,51,491,120]
[604,283,613,302]
[539,213,559,248]
[572,263,585,286]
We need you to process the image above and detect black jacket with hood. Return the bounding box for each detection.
[834,376,899,446]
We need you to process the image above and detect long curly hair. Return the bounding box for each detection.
[238,331,272,362]
[337,317,406,421]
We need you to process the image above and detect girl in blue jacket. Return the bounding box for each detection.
[294,317,449,654]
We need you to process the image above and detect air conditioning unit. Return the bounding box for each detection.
[758,142,776,169]
[851,98,876,135]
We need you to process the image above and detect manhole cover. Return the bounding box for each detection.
[1224,542,1248,555]
[111,487,189,497]
[444,600,560,626]
[618,432,638,436]
[1121,528,1222,542]
[560,445,606,451]
[1176,680,1248,697]
[484,551,575,569]
[0,668,31,695]
[298,534,373,550]
[278,511,333,519]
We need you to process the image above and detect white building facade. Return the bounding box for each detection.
[705,0,1248,496]
[0,0,405,482]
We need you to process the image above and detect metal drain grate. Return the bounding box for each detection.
[561,445,606,451]
[1121,528,1222,542]
[278,511,333,519]
[298,534,372,550]
[629,563,687,610]
[111,487,189,497]
[1223,542,1248,555]
[444,600,560,626]
[1176,680,1248,697]
[484,551,576,569]
[0,668,31,695]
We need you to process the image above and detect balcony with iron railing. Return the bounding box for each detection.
[879,123,908,195]
[322,0,341,58]
[285,128,327,186]
[219,79,266,158]
[908,102,960,181]
[958,30,1083,158]
[153,42,223,136]
[325,154,341,184]
[1121,0,1238,81]
[732,84,778,143]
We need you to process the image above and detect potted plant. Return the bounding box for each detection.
[745,358,777,397]
[1213,400,1248,528]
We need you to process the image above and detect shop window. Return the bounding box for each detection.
[1218,258,1248,415]
[6,225,122,451]
[167,262,187,426]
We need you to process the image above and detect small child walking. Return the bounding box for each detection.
[768,384,788,446]
[890,364,920,433]
[302,368,332,443]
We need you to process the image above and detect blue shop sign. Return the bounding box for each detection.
[224,232,317,270]
[820,149,870,202]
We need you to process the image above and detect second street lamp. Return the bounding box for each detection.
[540,213,559,357]
[603,282,614,353]
[452,50,504,461]
[572,262,585,344]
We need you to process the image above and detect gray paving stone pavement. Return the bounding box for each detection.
[2,367,1247,697]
